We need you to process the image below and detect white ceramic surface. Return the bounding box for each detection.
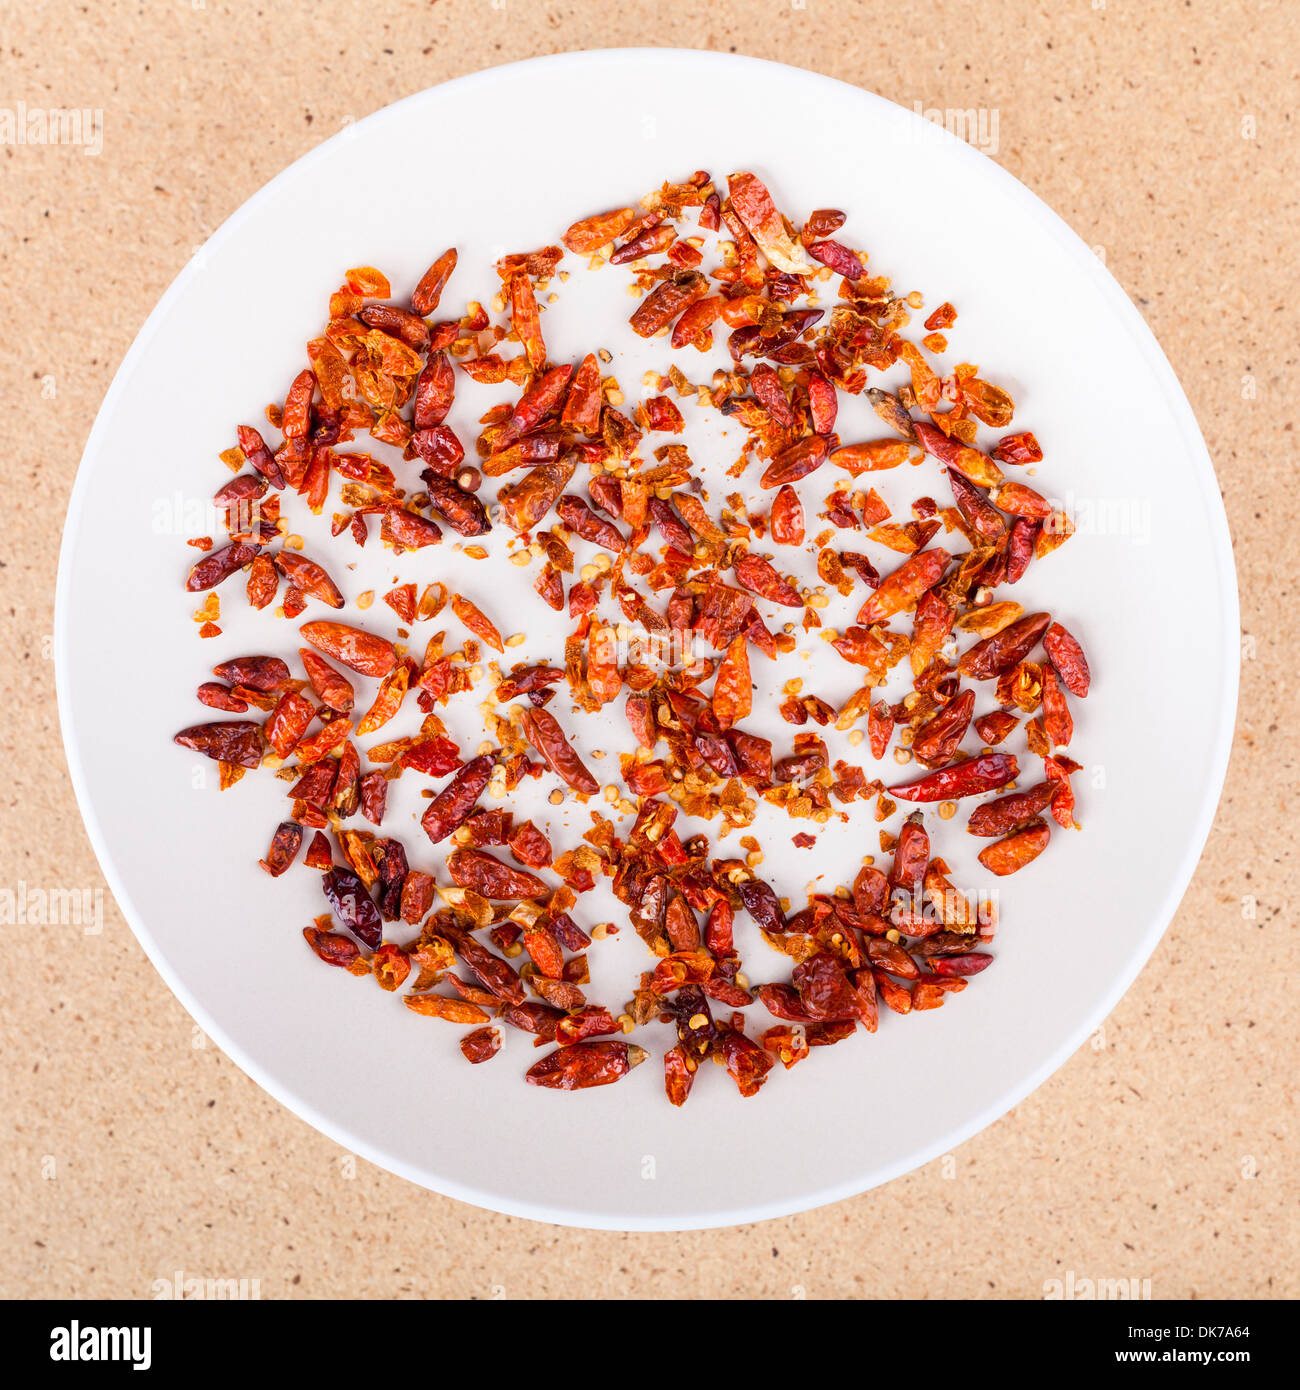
[55,50,1238,1230]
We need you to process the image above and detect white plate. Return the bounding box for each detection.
[55,50,1237,1230]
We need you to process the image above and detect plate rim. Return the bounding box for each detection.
[53,47,1240,1231]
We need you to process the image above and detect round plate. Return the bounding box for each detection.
[56,49,1237,1230]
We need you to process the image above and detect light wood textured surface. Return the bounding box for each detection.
[1,0,1294,1299]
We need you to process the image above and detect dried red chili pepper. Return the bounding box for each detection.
[322,866,382,949]
[912,689,975,765]
[302,925,361,968]
[769,484,805,545]
[977,819,1051,875]
[1043,621,1091,697]
[450,594,504,653]
[520,708,599,795]
[421,754,493,843]
[859,548,951,625]
[734,552,803,607]
[958,611,1050,681]
[889,753,1018,802]
[174,720,263,769]
[186,541,260,592]
[447,848,547,901]
[300,621,397,678]
[526,1041,647,1090]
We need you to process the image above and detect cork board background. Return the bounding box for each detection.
[2,1,1294,1299]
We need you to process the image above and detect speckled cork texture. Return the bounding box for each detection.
[1,1,1294,1299]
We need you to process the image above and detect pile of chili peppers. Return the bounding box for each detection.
[176,171,1092,1102]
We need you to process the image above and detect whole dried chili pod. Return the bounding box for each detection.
[413,351,455,429]
[712,633,752,730]
[497,457,576,533]
[499,1001,565,1040]
[734,552,803,607]
[300,621,398,678]
[557,494,625,552]
[889,812,930,891]
[792,953,866,1021]
[868,699,894,760]
[610,221,675,264]
[865,388,917,441]
[520,707,600,795]
[889,752,1019,802]
[830,440,911,475]
[186,541,260,592]
[265,690,314,758]
[421,754,494,843]
[259,820,303,876]
[300,648,354,712]
[507,820,552,869]
[912,421,1003,487]
[358,302,430,348]
[273,550,345,608]
[526,1041,647,1091]
[738,876,787,932]
[322,866,382,949]
[383,507,443,551]
[562,205,638,253]
[671,294,725,350]
[648,496,695,552]
[858,548,951,625]
[760,434,830,488]
[865,938,920,980]
[1040,665,1074,747]
[947,469,1006,542]
[495,665,565,702]
[460,1027,502,1064]
[212,654,292,691]
[555,1006,619,1046]
[663,1045,695,1107]
[630,270,708,338]
[447,848,548,901]
[727,171,812,275]
[769,484,805,545]
[912,689,976,765]
[425,474,492,536]
[1043,621,1092,697]
[445,927,528,1004]
[509,273,547,370]
[560,353,603,434]
[197,682,247,713]
[958,611,1050,680]
[404,994,491,1024]
[853,865,889,919]
[717,1023,776,1098]
[807,239,865,280]
[805,368,838,435]
[411,247,457,315]
[449,594,504,653]
[174,720,263,769]
[302,926,361,968]
[929,953,994,978]
[750,362,795,428]
[1005,517,1039,585]
[977,819,1051,875]
[508,363,572,439]
[994,480,1054,519]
